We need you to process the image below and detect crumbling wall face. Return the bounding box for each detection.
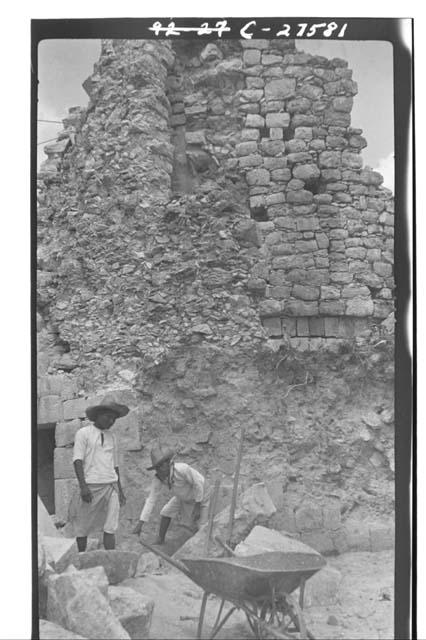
[37,39,177,379]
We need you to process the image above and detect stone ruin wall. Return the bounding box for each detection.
[37,38,395,553]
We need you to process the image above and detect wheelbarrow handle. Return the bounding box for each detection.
[139,538,192,577]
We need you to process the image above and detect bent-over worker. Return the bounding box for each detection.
[68,396,129,552]
[133,446,209,545]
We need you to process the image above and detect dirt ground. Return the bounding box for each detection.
[122,550,394,640]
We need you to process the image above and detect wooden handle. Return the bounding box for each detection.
[204,478,221,555]
[139,538,191,576]
[226,426,245,545]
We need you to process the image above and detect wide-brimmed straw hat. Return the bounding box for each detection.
[147,446,175,470]
[85,395,130,422]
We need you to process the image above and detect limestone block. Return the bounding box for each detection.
[270,127,284,140]
[63,398,89,420]
[40,619,87,639]
[262,317,282,337]
[262,54,283,66]
[246,168,270,186]
[297,318,309,337]
[295,239,318,253]
[200,43,222,62]
[286,190,314,205]
[264,78,296,100]
[300,530,335,555]
[294,127,313,141]
[303,566,342,607]
[55,478,79,523]
[292,284,320,301]
[374,261,393,277]
[345,297,374,317]
[43,536,76,571]
[39,396,63,424]
[243,49,261,65]
[70,550,139,585]
[309,317,325,337]
[54,448,75,480]
[295,503,323,531]
[319,151,341,169]
[236,141,258,156]
[108,586,154,639]
[241,128,260,141]
[332,96,353,112]
[293,164,320,181]
[47,569,130,639]
[245,114,265,128]
[175,483,276,559]
[39,496,61,537]
[115,409,141,451]
[39,375,66,397]
[342,284,370,299]
[260,140,285,156]
[55,420,81,447]
[235,525,321,557]
[239,154,263,168]
[259,299,282,316]
[370,524,394,552]
[240,89,263,103]
[285,301,318,316]
[286,139,307,153]
[281,317,297,337]
[287,152,312,164]
[271,168,292,181]
[299,84,323,100]
[241,39,270,50]
[266,192,285,206]
[265,113,290,128]
[360,169,383,185]
[340,522,372,552]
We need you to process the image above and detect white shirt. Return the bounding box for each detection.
[73,425,119,484]
[140,462,205,522]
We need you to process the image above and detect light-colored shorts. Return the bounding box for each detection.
[160,496,209,525]
[103,489,120,534]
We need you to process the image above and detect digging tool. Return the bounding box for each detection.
[226,426,245,547]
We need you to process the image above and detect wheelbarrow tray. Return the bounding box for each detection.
[180,551,326,602]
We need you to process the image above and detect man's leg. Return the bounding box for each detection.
[103,532,115,549]
[76,536,87,552]
[156,516,171,545]
[103,488,119,550]
[157,497,180,544]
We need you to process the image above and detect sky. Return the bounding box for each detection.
[37,38,394,189]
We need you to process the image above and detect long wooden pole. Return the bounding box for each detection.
[226,426,245,546]
[204,478,221,556]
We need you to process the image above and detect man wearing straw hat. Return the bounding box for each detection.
[133,445,209,545]
[69,395,129,552]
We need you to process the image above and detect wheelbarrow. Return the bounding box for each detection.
[140,540,326,639]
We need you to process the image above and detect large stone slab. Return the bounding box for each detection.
[39,496,62,537]
[54,447,75,479]
[55,420,82,447]
[234,525,321,557]
[303,566,342,607]
[55,478,79,523]
[39,395,63,424]
[108,586,154,639]
[43,536,99,572]
[174,483,276,559]
[47,568,130,639]
[69,550,139,584]
[40,619,87,639]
